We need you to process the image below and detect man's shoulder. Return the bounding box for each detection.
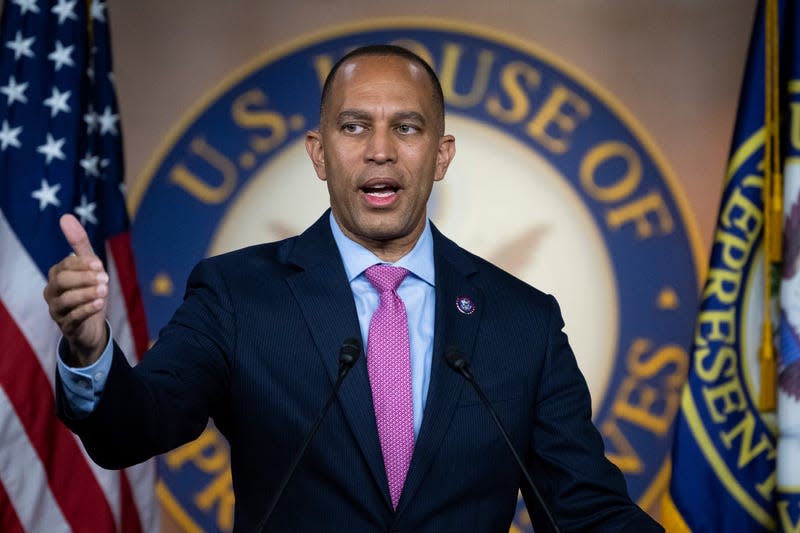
[200,211,334,274]
[195,236,300,280]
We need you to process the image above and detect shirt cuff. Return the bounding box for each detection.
[56,323,113,418]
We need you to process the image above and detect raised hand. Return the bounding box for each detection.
[44,214,109,366]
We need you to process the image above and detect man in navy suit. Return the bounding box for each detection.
[46,45,663,532]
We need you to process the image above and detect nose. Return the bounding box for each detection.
[366,127,397,164]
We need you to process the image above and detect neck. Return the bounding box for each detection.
[365,240,417,263]
[333,216,426,263]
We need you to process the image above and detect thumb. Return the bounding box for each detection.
[59,214,95,257]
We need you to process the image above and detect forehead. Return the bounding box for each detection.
[328,55,434,109]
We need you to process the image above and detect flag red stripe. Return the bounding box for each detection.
[0,479,25,533]
[119,470,143,533]
[0,303,116,532]
[108,232,149,360]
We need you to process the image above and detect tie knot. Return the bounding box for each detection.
[365,264,408,293]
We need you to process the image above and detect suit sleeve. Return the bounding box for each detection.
[56,258,234,469]
[522,295,663,532]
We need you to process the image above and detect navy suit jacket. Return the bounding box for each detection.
[58,212,662,532]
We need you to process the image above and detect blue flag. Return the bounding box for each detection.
[665,1,800,531]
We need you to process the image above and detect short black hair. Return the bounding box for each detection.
[318,44,445,132]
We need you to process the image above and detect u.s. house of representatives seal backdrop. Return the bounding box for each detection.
[129,20,703,532]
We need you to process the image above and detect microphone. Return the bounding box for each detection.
[256,338,362,532]
[445,347,562,533]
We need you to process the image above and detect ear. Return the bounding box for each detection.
[305,130,327,181]
[433,134,456,182]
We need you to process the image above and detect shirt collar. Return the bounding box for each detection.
[329,211,435,286]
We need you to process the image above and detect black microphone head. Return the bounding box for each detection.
[339,338,362,368]
[444,346,469,372]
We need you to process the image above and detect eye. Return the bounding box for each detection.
[396,124,419,135]
[342,123,365,134]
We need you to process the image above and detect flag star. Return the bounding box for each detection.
[80,152,100,177]
[91,0,106,22]
[31,179,61,210]
[74,194,97,225]
[43,86,71,117]
[11,0,40,15]
[51,0,78,24]
[98,106,119,135]
[48,40,75,71]
[86,65,94,81]
[0,76,28,106]
[83,104,98,133]
[99,158,111,179]
[5,31,36,61]
[0,120,23,150]
[36,133,66,164]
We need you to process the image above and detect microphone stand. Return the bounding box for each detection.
[445,347,562,533]
[256,338,362,533]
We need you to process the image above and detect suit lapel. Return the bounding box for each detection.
[283,213,391,507]
[397,226,484,513]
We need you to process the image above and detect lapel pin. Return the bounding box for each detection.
[455,296,475,315]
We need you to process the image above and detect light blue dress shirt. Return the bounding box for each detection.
[56,325,113,416]
[329,212,435,437]
[59,213,436,436]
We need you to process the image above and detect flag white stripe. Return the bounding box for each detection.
[124,461,159,531]
[778,159,800,490]
[78,445,123,530]
[0,386,70,533]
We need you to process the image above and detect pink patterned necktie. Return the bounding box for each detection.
[365,264,415,509]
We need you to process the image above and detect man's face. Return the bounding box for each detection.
[306,55,455,260]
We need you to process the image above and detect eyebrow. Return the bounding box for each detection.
[336,109,427,125]
[336,110,371,123]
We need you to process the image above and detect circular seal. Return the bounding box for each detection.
[131,19,702,532]
[456,296,476,315]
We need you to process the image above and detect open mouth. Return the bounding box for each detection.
[362,183,399,197]
[360,180,401,207]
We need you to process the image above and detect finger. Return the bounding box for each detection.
[58,299,106,335]
[52,269,109,294]
[49,255,105,280]
[60,214,95,258]
[47,260,105,301]
[48,284,107,322]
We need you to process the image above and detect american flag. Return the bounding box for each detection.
[0,0,156,531]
